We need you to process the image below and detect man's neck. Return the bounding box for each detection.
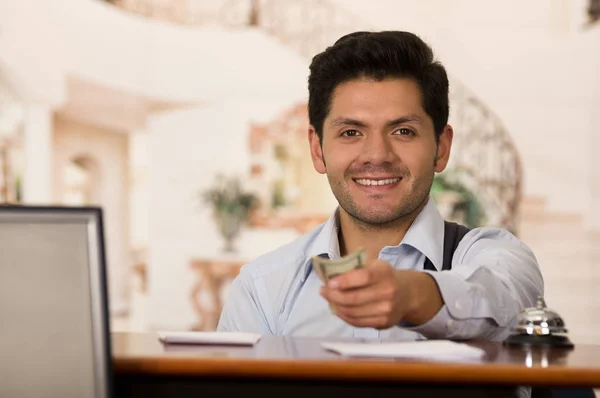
[337,200,428,261]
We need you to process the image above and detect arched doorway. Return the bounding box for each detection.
[61,155,101,206]
[0,69,25,204]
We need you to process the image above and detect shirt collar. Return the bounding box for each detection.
[302,196,445,280]
[399,196,445,271]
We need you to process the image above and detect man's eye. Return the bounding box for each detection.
[394,128,414,136]
[341,130,361,137]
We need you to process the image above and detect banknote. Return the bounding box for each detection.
[312,248,367,314]
[311,248,367,284]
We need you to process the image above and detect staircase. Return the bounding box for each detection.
[519,196,600,344]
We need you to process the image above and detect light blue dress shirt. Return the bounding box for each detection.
[217,197,544,341]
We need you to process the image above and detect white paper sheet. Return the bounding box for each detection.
[157,331,261,346]
[322,340,485,361]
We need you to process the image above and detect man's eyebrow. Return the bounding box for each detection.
[385,114,424,126]
[329,114,424,128]
[329,117,368,128]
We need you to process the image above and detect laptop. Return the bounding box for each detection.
[0,206,113,398]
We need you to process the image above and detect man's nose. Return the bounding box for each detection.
[359,134,396,165]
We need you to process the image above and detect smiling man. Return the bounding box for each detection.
[217,31,543,341]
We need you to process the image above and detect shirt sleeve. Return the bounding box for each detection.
[403,228,544,341]
[217,271,272,334]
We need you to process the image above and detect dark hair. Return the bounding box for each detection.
[308,31,449,142]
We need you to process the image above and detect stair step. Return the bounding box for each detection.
[519,195,547,210]
[542,269,595,279]
[519,221,585,233]
[543,291,598,307]
[519,212,584,224]
[528,240,592,250]
[536,255,593,267]
[521,225,589,235]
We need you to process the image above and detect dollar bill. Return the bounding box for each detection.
[311,248,367,284]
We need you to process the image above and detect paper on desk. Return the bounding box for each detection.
[157,331,261,346]
[322,340,485,361]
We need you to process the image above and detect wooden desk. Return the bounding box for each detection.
[112,332,600,397]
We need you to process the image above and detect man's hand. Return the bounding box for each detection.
[319,259,443,329]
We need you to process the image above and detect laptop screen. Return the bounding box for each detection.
[0,206,112,398]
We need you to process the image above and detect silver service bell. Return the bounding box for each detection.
[503,296,574,348]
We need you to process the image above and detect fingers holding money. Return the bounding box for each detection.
[319,281,382,307]
[324,288,400,330]
[320,261,409,329]
[325,259,389,289]
[317,253,445,328]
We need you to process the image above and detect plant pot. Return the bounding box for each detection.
[216,212,244,254]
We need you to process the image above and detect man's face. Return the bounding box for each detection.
[309,77,452,225]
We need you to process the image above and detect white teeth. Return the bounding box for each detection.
[355,178,400,186]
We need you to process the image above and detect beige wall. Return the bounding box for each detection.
[53,114,130,314]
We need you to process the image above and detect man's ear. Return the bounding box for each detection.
[309,126,327,174]
[434,125,453,172]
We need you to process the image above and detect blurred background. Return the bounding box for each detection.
[0,0,599,344]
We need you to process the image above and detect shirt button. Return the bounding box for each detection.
[455,300,462,310]
[446,320,454,329]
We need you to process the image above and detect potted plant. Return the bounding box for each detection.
[431,169,486,228]
[201,174,258,253]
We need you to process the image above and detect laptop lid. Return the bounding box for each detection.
[0,206,113,398]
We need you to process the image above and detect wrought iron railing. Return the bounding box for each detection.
[103,0,524,231]
[105,0,369,57]
[105,0,258,27]
[447,84,522,231]
[589,0,600,25]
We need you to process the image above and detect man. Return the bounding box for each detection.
[217,31,543,341]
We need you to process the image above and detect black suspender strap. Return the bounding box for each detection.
[423,221,471,271]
